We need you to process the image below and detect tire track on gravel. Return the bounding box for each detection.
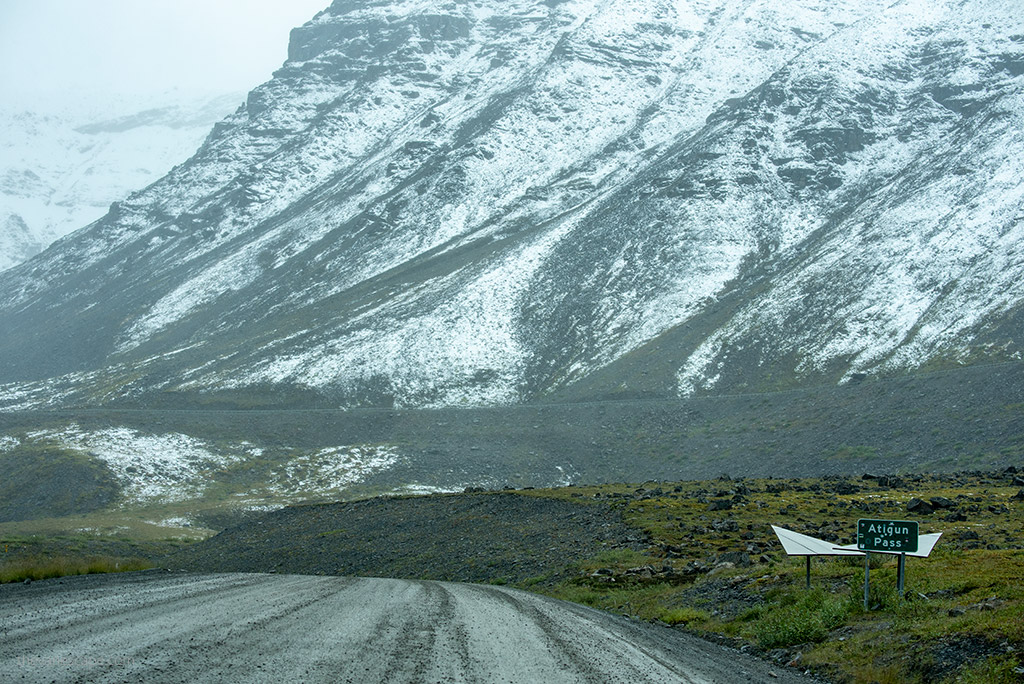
[1,573,814,683]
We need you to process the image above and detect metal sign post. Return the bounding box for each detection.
[897,553,906,598]
[863,552,870,610]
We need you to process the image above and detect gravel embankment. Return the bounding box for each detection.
[164,492,643,584]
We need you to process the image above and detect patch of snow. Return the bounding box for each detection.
[388,484,463,496]
[26,425,238,504]
[268,444,400,494]
[144,517,195,530]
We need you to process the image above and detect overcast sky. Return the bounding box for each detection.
[0,0,330,105]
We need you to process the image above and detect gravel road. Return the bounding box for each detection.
[1,571,810,683]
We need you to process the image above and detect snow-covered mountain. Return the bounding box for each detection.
[1,0,1022,411]
[0,93,243,272]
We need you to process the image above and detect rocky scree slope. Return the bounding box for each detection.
[163,492,644,584]
[0,0,1022,410]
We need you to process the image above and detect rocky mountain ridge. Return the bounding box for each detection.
[0,0,1022,411]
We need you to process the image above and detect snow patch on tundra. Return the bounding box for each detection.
[27,426,237,504]
[268,444,400,495]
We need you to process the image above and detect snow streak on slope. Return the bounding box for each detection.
[233,220,578,406]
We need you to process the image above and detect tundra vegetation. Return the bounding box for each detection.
[524,470,1024,683]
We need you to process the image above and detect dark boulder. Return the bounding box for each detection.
[907,498,934,514]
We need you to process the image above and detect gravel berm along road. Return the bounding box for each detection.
[0,571,815,683]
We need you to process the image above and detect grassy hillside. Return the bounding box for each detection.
[0,441,119,522]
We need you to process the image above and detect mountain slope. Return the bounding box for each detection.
[0,0,1022,410]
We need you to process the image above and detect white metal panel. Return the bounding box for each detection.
[771,525,865,557]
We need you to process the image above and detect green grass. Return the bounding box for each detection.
[0,440,120,521]
[753,588,851,648]
[0,555,153,583]
[957,655,1023,684]
[661,606,711,626]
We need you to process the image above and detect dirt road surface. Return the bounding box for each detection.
[1,572,812,683]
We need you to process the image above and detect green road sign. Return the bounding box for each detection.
[857,519,919,553]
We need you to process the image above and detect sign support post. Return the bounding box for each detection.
[897,553,906,598]
[806,556,811,590]
[863,552,870,610]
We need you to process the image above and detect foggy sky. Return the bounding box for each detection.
[0,0,330,105]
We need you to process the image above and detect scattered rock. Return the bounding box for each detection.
[166,493,638,586]
[711,518,739,532]
[967,597,1005,612]
[715,551,751,568]
[920,635,1006,682]
[707,499,733,511]
[625,565,657,578]
[907,498,934,514]
[929,496,955,509]
[682,561,710,576]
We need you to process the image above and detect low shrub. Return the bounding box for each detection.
[754,589,850,649]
